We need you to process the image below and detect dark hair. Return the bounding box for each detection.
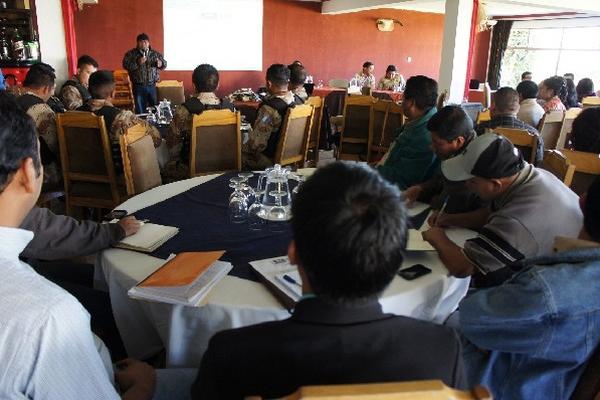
[576,78,595,102]
[266,64,290,87]
[564,72,575,80]
[565,78,578,109]
[571,108,600,153]
[136,33,150,42]
[386,64,397,73]
[521,71,532,79]
[291,162,407,303]
[403,75,438,110]
[362,61,374,69]
[291,60,303,67]
[77,55,98,69]
[427,105,474,141]
[23,63,56,89]
[0,92,41,192]
[584,176,600,241]
[493,86,520,113]
[543,75,568,103]
[192,64,219,92]
[516,80,538,99]
[288,64,306,87]
[88,70,115,99]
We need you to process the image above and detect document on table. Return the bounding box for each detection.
[407,211,476,251]
[250,256,301,309]
[116,223,179,253]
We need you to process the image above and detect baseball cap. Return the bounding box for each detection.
[442,133,523,181]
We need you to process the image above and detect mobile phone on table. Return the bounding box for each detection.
[102,209,128,222]
[398,264,432,280]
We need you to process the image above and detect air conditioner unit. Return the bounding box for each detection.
[81,0,98,4]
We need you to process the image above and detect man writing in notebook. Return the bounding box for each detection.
[192,162,465,399]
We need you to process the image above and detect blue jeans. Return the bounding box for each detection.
[133,84,157,114]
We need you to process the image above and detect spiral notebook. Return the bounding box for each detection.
[116,223,179,253]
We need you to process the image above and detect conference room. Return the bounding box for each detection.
[2,0,600,399]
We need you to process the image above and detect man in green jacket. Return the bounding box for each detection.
[377,75,439,189]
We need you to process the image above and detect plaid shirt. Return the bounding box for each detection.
[122,47,167,86]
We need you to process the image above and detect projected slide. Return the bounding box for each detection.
[163,0,263,71]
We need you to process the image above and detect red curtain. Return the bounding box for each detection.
[463,0,479,100]
[61,0,78,76]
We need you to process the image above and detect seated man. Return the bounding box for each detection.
[377,64,405,91]
[16,62,61,188]
[376,75,439,189]
[516,80,545,128]
[352,61,376,88]
[78,70,161,170]
[475,86,543,165]
[403,105,483,214]
[165,64,234,181]
[459,175,600,399]
[288,63,308,101]
[242,64,303,170]
[422,134,582,286]
[59,54,98,110]
[192,162,466,399]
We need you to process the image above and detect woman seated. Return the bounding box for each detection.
[576,78,596,104]
[539,76,567,112]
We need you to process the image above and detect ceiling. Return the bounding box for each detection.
[389,1,566,17]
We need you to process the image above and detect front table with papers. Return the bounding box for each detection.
[98,173,471,368]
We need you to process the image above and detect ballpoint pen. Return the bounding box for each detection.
[435,196,449,227]
[282,274,302,287]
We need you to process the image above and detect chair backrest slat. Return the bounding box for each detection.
[120,123,162,196]
[541,150,575,187]
[539,110,565,150]
[338,95,375,161]
[562,149,600,195]
[274,104,314,167]
[494,127,538,164]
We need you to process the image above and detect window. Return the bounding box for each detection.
[501,26,600,89]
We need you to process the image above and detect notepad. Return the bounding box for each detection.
[128,251,231,306]
[406,212,477,251]
[116,223,179,252]
[275,270,303,299]
[250,257,301,309]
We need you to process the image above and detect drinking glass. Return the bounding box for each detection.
[229,179,248,224]
[247,200,266,231]
[268,190,288,232]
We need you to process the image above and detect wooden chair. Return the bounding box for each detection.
[541,150,575,187]
[119,123,162,196]
[538,110,565,150]
[190,109,241,176]
[274,104,314,168]
[305,96,324,167]
[156,80,185,106]
[562,149,600,195]
[494,127,538,164]
[57,111,127,216]
[368,101,404,162]
[273,380,491,400]
[582,96,600,109]
[113,69,135,112]
[476,109,491,124]
[556,107,581,150]
[338,95,376,161]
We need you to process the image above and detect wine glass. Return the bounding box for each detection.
[229,179,248,224]
[268,190,288,232]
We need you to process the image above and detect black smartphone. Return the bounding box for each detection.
[398,264,432,280]
[102,209,128,222]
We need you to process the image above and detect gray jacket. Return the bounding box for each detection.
[20,207,125,260]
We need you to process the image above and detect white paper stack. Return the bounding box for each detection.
[250,257,302,308]
[116,223,179,252]
[406,211,477,251]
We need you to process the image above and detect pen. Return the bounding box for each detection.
[435,197,449,227]
[283,274,302,287]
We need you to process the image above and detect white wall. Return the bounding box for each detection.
[36,0,69,85]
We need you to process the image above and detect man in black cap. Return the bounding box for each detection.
[422,133,582,286]
[122,33,167,114]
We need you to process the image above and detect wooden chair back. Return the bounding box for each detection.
[329,79,349,89]
[494,127,538,164]
[156,80,185,106]
[582,96,600,109]
[305,96,324,167]
[120,123,162,196]
[57,111,125,215]
[274,104,314,167]
[113,69,135,112]
[562,149,600,195]
[541,150,575,187]
[538,110,565,150]
[368,101,404,162]
[190,109,241,176]
[556,107,582,150]
[277,380,491,400]
[338,95,376,161]
[476,109,491,124]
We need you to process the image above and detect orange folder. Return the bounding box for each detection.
[140,251,226,287]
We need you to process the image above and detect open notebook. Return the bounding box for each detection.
[407,210,477,251]
[250,256,302,309]
[116,223,179,252]
[128,251,231,306]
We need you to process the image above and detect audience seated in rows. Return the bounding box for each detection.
[475,86,543,165]
[570,107,600,153]
[352,61,376,88]
[539,75,567,112]
[516,80,545,128]
[422,134,582,286]
[59,55,98,111]
[376,75,439,189]
[288,63,308,101]
[192,162,466,399]
[403,105,483,214]
[377,64,405,91]
[459,175,600,399]
[78,70,161,171]
[242,63,304,170]
[576,77,596,103]
[165,64,234,181]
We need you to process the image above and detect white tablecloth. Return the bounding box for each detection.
[98,175,471,368]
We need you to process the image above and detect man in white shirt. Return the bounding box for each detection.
[0,93,164,400]
[516,80,545,128]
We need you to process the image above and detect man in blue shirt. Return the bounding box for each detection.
[459,176,600,399]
